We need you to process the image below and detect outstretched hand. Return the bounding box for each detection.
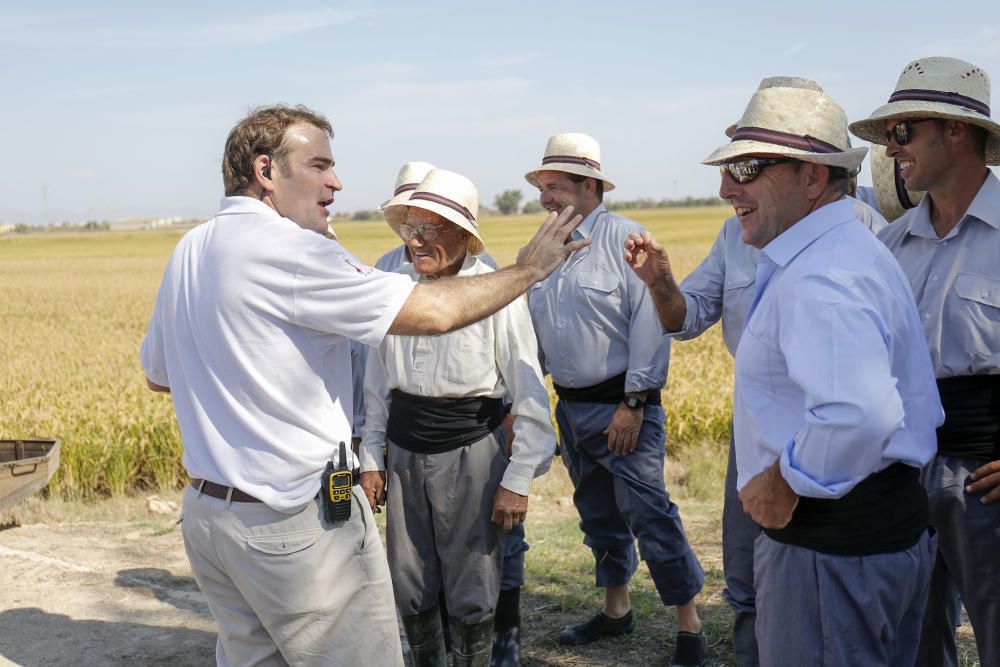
[516,206,590,280]
[624,231,672,287]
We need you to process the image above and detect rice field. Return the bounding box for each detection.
[0,205,735,500]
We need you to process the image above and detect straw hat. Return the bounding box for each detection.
[703,77,867,171]
[870,148,926,222]
[384,168,485,255]
[379,161,436,210]
[524,132,616,191]
[849,57,1000,165]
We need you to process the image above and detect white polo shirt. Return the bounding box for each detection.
[141,197,415,512]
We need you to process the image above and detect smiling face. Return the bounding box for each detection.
[535,170,599,219]
[719,157,812,249]
[268,123,343,233]
[403,207,471,279]
[884,117,947,193]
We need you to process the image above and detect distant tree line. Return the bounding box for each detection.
[5,221,111,234]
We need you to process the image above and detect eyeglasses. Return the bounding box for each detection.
[397,222,448,241]
[720,158,793,184]
[884,119,936,146]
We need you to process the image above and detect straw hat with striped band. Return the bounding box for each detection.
[384,168,485,256]
[524,132,616,191]
[380,161,436,210]
[703,77,867,172]
[849,57,1000,166]
[870,148,926,222]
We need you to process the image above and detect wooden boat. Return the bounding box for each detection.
[0,439,60,511]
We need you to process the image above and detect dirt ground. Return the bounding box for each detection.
[0,489,981,667]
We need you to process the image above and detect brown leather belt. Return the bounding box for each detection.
[190,479,262,503]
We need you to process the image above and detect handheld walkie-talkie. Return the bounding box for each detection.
[322,441,353,523]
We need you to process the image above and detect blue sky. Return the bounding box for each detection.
[4,1,999,223]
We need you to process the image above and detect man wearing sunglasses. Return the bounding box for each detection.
[850,56,1000,667]
[628,80,941,666]
[622,77,887,667]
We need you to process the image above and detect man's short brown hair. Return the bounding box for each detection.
[222,105,333,196]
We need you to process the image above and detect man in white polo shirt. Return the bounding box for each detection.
[140,104,587,666]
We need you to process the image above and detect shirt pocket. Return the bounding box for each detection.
[953,273,1000,354]
[722,271,755,330]
[577,271,622,310]
[441,323,493,385]
[735,325,776,414]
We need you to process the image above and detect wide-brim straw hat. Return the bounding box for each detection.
[849,57,1000,166]
[524,132,616,191]
[384,168,485,255]
[704,78,867,171]
[379,161,436,210]
[870,148,926,222]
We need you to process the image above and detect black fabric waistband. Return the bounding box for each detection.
[936,375,1000,461]
[764,463,928,556]
[553,371,662,406]
[387,389,503,454]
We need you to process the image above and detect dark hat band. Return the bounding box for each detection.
[393,183,418,196]
[888,88,990,117]
[410,191,476,224]
[730,127,844,154]
[542,155,601,170]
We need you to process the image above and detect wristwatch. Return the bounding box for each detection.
[622,394,646,410]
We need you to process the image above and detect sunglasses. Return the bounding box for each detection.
[720,157,793,184]
[884,119,936,146]
[397,222,449,241]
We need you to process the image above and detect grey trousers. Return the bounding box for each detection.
[386,433,505,625]
[181,485,403,667]
[754,530,935,667]
[722,432,762,667]
[917,453,1000,667]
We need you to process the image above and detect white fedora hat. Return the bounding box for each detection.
[704,77,867,171]
[524,132,616,191]
[870,148,926,222]
[849,57,1000,165]
[384,168,485,255]
[379,161,436,210]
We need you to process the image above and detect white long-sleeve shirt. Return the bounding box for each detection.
[361,254,556,495]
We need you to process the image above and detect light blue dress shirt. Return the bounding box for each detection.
[527,204,669,392]
[733,199,942,499]
[877,171,1000,378]
[672,198,887,358]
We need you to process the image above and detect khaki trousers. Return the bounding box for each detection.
[181,485,403,667]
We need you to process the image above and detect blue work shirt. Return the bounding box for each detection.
[733,198,942,499]
[527,204,669,392]
[878,171,1000,378]
[673,197,887,358]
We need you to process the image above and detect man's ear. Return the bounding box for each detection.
[254,154,273,191]
[804,162,829,200]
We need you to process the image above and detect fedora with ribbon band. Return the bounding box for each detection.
[704,77,867,172]
[849,57,1000,166]
[524,132,616,191]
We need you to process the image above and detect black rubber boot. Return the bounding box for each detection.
[490,587,521,667]
[402,606,449,667]
[450,615,495,667]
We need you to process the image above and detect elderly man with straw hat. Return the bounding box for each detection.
[628,80,942,665]
[850,56,1000,667]
[524,133,707,666]
[622,76,887,667]
[360,168,556,667]
[360,161,531,665]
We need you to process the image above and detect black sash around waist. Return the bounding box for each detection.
[764,463,928,556]
[553,371,662,406]
[386,389,503,454]
[936,375,1000,461]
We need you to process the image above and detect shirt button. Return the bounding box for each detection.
[983,291,990,299]
[941,241,949,246]
[931,275,939,282]
[923,313,930,321]
[414,362,424,369]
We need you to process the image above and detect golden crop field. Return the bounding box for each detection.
[0,205,735,500]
